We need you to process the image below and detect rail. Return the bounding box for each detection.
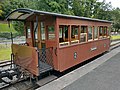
[0,60,12,67]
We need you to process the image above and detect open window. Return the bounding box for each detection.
[71,25,79,44]
[80,26,87,43]
[94,26,98,40]
[34,22,38,47]
[59,25,69,46]
[25,22,33,46]
[26,23,31,38]
[88,26,93,41]
[103,26,107,37]
[40,22,46,48]
[41,22,45,40]
[99,26,103,38]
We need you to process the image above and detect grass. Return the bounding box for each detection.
[0,44,11,61]
[111,35,120,40]
[0,23,16,33]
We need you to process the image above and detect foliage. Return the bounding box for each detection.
[0,0,35,35]
[1,0,34,19]
[0,0,117,20]
[71,0,113,20]
[35,0,74,15]
[0,0,120,35]
[0,23,17,39]
[111,8,120,31]
[0,2,3,18]
[12,21,24,36]
[0,33,18,39]
[0,23,16,33]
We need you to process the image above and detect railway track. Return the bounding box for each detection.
[0,41,120,90]
[0,60,12,68]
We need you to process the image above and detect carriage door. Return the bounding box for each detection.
[34,22,46,49]
[34,22,39,47]
[40,22,46,48]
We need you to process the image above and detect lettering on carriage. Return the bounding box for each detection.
[90,47,97,51]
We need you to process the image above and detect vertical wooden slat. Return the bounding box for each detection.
[24,22,27,39]
[62,26,65,41]
[92,26,94,40]
[97,26,100,39]
[102,26,104,38]
[45,25,48,40]
[78,25,81,43]
[55,18,59,46]
[86,26,88,42]
[30,21,34,46]
[68,25,71,45]
[38,21,41,49]
[106,26,108,37]
[55,17,59,70]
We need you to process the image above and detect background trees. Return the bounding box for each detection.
[0,0,120,35]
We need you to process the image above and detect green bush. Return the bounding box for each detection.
[0,32,19,39]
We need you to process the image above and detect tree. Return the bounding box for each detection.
[111,8,120,32]
[0,0,119,34]
[94,1,112,20]
[1,0,35,19]
[71,0,113,20]
[0,2,3,19]
[0,0,36,35]
[34,0,74,15]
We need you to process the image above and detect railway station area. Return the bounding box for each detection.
[0,8,120,90]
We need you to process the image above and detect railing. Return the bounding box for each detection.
[38,47,53,74]
[19,42,29,46]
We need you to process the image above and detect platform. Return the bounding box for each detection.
[63,50,120,90]
[111,40,120,46]
[36,44,120,90]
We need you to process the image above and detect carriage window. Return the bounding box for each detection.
[41,22,45,40]
[94,26,98,40]
[26,24,31,38]
[80,26,87,42]
[88,26,93,41]
[103,27,107,37]
[71,26,79,44]
[34,22,38,40]
[99,26,103,38]
[59,25,69,46]
[108,26,111,37]
[34,22,38,47]
[48,26,55,40]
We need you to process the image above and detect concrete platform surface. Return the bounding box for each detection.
[63,51,120,90]
[111,40,120,45]
[37,46,120,90]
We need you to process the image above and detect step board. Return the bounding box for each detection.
[39,61,53,74]
[36,75,57,86]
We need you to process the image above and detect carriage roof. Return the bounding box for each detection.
[6,8,112,23]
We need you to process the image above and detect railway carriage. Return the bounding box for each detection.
[6,8,111,76]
